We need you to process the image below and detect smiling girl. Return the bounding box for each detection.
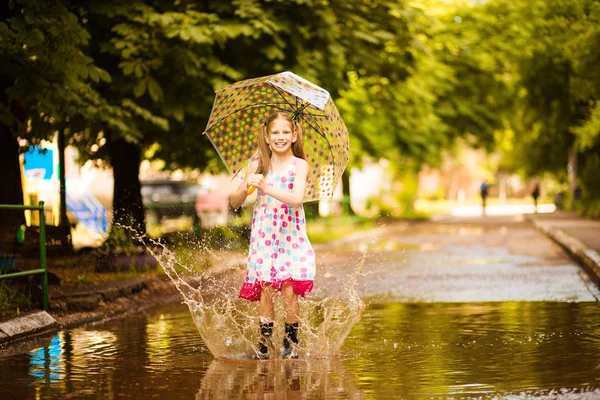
[230,111,315,359]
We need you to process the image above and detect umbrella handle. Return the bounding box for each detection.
[247,186,256,195]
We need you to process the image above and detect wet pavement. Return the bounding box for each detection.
[1,215,600,399]
[313,215,599,303]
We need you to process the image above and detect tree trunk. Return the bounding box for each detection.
[0,76,26,226]
[568,146,578,196]
[108,135,146,234]
[341,169,355,215]
[0,127,25,226]
[58,128,68,226]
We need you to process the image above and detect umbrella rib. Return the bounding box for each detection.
[270,85,328,120]
[272,84,300,113]
[300,113,335,161]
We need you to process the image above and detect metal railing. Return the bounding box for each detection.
[0,201,48,310]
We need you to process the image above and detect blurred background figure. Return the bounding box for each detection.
[480,181,489,216]
[532,183,540,213]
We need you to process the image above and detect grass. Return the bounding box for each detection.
[48,252,161,288]
[307,215,378,244]
[0,282,33,319]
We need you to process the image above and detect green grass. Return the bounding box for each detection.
[307,215,377,244]
[0,283,33,319]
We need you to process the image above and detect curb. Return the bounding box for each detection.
[0,256,246,351]
[531,219,600,287]
[0,311,58,346]
[50,277,154,312]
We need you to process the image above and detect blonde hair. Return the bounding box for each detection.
[255,112,306,176]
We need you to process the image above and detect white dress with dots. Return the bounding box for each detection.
[239,157,316,301]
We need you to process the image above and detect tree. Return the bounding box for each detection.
[486,0,600,213]
[74,0,428,231]
[0,0,120,226]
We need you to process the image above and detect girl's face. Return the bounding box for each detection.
[266,118,296,155]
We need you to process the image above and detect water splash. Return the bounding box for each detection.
[139,230,365,360]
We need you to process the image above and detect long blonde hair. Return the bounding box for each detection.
[255,112,306,176]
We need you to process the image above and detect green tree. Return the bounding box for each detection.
[490,0,600,213]
[75,0,427,231]
[0,0,121,226]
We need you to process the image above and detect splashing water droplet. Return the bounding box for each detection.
[136,229,365,360]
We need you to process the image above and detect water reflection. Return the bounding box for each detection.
[1,301,600,398]
[342,302,600,398]
[29,335,63,381]
[197,358,363,399]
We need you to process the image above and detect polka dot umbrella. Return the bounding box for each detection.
[203,71,350,202]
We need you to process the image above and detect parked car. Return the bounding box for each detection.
[141,180,207,223]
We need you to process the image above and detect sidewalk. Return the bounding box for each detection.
[529,211,600,286]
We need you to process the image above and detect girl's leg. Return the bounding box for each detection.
[256,284,275,358]
[259,284,276,321]
[281,282,299,323]
[281,282,299,358]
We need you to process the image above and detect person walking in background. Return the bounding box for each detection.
[230,111,315,360]
[480,181,489,216]
[532,183,540,213]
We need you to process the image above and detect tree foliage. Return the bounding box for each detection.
[0,0,119,225]
[3,0,600,230]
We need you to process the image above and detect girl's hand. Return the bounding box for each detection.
[248,173,267,193]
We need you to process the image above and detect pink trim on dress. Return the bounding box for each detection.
[239,279,314,302]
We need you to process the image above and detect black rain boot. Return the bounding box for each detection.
[255,322,273,360]
[282,322,299,359]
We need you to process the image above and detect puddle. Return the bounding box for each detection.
[1,220,598,398]
[341,301,600,398]
[2,301,600,398]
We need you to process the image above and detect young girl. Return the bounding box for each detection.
[230,111,316,359]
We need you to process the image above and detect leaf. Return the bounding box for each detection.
[121,61,135,75]
[88,66,100,83]
[134,64,144,78]
[133,80,146,98]
[97,68,112,83]
[172,107,184,122]
[147,77,163,102]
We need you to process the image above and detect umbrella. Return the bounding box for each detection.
[203,71,349,202]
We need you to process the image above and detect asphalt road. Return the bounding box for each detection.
[312,214,600,303]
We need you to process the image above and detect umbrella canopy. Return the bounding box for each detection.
[203,71,349,201]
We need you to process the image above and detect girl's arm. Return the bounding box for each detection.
[247,159,309,208]
[230,159,259,209]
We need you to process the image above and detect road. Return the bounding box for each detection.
[313,213,599,303]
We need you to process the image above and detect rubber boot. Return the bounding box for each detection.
[255,322,273,360]
[282,322,299,359]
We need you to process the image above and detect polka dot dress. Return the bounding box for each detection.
[239,157,316,302]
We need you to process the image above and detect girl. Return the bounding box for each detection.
[230,111,316,359]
